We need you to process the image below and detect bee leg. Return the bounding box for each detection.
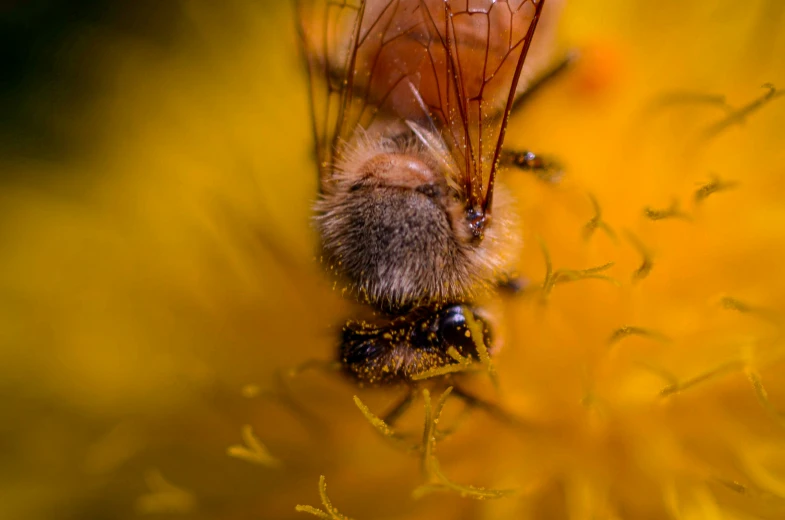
[501,52,577,184]
[497,276,530,295]
[260,366,339,437]
[270,359,344,429]
[500,149,564,183]
[451,385,529,430]
[510,50,578,114]
[382,387,416,426]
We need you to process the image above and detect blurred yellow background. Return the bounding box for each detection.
[1,1,784,519]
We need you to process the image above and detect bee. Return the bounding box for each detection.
[295,0,564,386]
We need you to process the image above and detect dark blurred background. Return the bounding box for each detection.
[1,1,183,162]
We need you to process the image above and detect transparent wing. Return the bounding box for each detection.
[296,0,546,222]
[295,0,365,189]
[412,0,546,226]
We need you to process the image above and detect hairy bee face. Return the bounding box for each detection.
[314,130,521,311]
[341,304,493,384]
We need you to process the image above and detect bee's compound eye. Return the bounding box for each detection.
[438,305,466,330]
[438,305,482,357]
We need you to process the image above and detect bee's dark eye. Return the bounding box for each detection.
[439,305,466,334]
[438,305,487,358]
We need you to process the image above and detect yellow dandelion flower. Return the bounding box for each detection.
[1,2,784,520]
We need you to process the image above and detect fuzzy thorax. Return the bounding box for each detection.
[314,129,521,311]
